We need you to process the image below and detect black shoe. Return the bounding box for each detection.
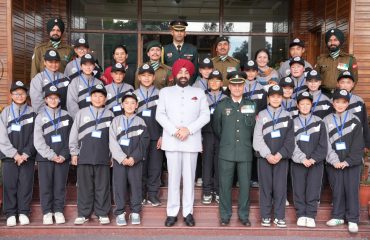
[183,214,195,227]
[220,218,230,226]
[240,218,251,226]
[165,216,177,227]
[147,195,161,207]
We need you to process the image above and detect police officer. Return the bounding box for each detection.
[213,71,256,226]
[212,37,240,86]
[31,18,73,78]
[135,40,173,89]
[315,28,358,95]
[163,19,198,83]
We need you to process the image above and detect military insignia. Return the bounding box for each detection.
[285,69,291,75]
[50,86,58,92]
[343,71,351,76]
[115,63,123,68]
[85,54,92,59]
[293,38,300,43]
[213,70,220,75]
[78,38,86,44]
[203,58,211,64]
[54,19,58,23]
[167,52,173,58]
[352,63,358,69]
[272,85,280,91]
[96,84,103,89]
[310,70,317,76]
[302,92,310,97]
[49,50,57,57]
[226,67,236,73]
[337,63,349,71]
[285,77,292,83]
[15,81,24,86]
[340,90,348,96]
[241,104,255,114]
[224,108,232,116]
[293,57,301,61]
[83,116,91,123]
[43,79,49,85]
[248,60,254,66]
[42,117,49,124]
[143,64,150,69]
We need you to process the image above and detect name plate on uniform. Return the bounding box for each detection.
[119,137,130,146]
[113,105,122,112]
[271,130,281,138]
[337,63,349,71]
[51,134,62,143]
[335,142,347,151]
[300,134,310,142]
[210,107,215,114]
[241,105,255,114]
[11,123,21,132]
[142,109,152,117]
[86,96,91,102]
[91,130,102,138]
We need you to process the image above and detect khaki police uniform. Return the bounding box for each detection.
[212,56,240,86]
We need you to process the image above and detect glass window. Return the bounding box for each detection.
[142,0,219,32]
[71,0,138,30]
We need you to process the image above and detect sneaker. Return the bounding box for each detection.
[74,216,88,225]
[274,218,287,228]
[54,212,66,224]
[195,178,203,187]
[261,218,271,227]
[296,216,306,227]
[142,198,147,205]
[202,194,212,205]
[214,194,220,204]
[285,199,290,206]
[116,213,127,226]
[251,181,259,188]
[326,218,344,227]
[6,216,16,227]
[348,222,359,233]
[147,195,161,207]
[43,212,54,225]
[18,214,30,225]
[130,213,141,225]
[306,217,316,228]
[99,216,110,225]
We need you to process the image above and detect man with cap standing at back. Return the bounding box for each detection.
[156,59,210,227]
[31,18,73,78]
[315,28,358,95]
[212,37,240,86]
[135,40,172,89]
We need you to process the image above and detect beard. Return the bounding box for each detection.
[50,34,61,42]
[328,44,340,52]
[176,77,190,88]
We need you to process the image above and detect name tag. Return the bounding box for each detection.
[335,142,347,151]
[337,63,349,71]
[11,123,21,132]
[300,134,310,142]
[241,105,255,114]
[91,130,102,138]
[271,130,281,138]
[113,105,122,112]
[86,96,91,102]
[142,109,152,117]
[210,107,215,114]
[119,137,130,146]
[51,134,62,143]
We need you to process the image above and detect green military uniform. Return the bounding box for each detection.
[135,62,172,89]
[163,43,198,69]
[31,41,73,79]
[213,73,256,223]
[315,51,358,91]
[212,56,240,86]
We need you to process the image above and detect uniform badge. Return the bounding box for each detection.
[285,69,291,75]
[43,79,49,85]
[167,52,173,58]
[16,81,24,86]
[79,85,84,91]
[118,126,122,132]
[241,104,255,114]
[107,93,112,99]
[79,38,86,44]
[83,116,91,123]
[224,108,232,116]
[227,67,236,73]
[62,120,69,126]
[337,63,349,71]
[42,117,49,124]
[71,67,78,73]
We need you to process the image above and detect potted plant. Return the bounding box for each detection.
[360,180,370,208]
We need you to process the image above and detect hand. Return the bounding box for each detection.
[176,127,190,141]
[302,159,312,168]
[127,157,135,166]
[266,155,277,165]
[21,153,29,162]
[55,156,66,164]
[334,162,343,169]
[52,155,60,163]
[14,153,23,166]
[309,159,316,165]
[71,155,78,166]
[273,153,282,163]
[156,137,162,149]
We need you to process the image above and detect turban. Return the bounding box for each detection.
[47,18,65,34]
[172,59,195,78]
[325,28,344,45]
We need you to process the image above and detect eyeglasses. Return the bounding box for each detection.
[12,93,27,97]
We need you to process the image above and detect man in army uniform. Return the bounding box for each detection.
[31,18,73,78]
[212,37,240,86]
[315,28,358,95]
[162,19,198,83]
[213,71,256,227]
[135,40,172,89]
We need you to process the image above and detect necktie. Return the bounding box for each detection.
[150,61,160,71]
[51,40,61,49]
[177,45,181,53]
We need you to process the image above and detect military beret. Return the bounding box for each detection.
[122,91,138,102]
[90,84,107,97]
[145,40,162,52]
[306,70,322,81]
[44,49,60,61]
[332,89,350,101]
[289,56,305,67]
[228,71,246,84]
[10,81,28,93]
[279,77,295,88]
[325,28,345,45]
[199,57,214,69]
[170,19,188,31]
[47,18,65,34]
[268,85,283,96]
[138,63,155,75]
[208,70,223,81]
[296,91,313,103]
[44,85,60,98]
[289,38,305,48]
[74,38,89,48]
[80,54,95,65]
[243,60,258,71]
[337,70,354,82]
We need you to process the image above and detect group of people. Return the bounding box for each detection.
[0,17,368,234]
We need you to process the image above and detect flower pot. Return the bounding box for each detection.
[361,163,370,182]
[359,184,370,208]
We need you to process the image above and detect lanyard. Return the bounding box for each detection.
[207,91,223,107]
[74,59,81,74]
[294,78,305,99]
[311,93,322,113]
[10,103,28,125]
[244,82,257,100]
[44,108,62,134]
[122,116,135,138]
[266,108,282,129]
[139,87,156,108]
[44,70,60,86]
[79,75,95,94]
[88,106,106,128]
[298,114,313,133]
[199,79,208,91]
[112,83,125,104]
[333,111,349,139]
[282,99,293,112]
